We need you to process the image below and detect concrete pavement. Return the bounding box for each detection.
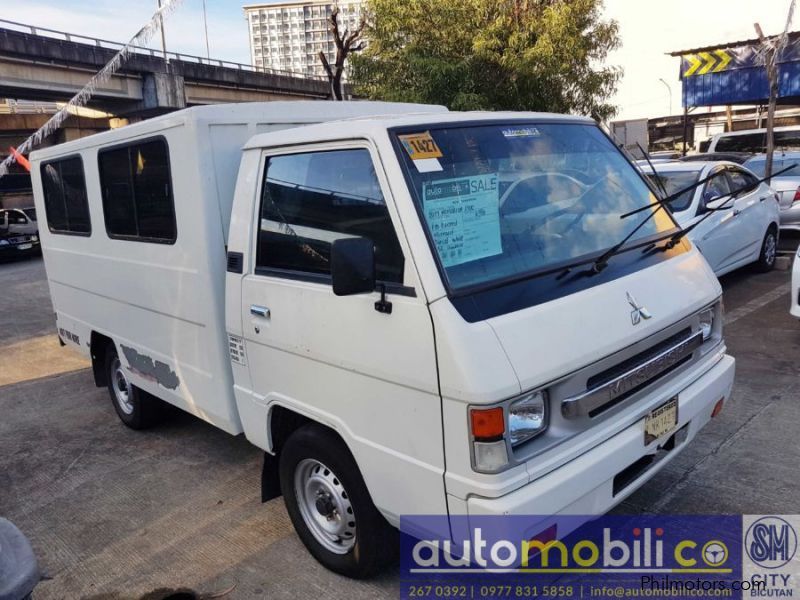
[2,255,800,598]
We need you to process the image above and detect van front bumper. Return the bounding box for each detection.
[465,353,734,517]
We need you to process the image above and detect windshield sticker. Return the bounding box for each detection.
[422,173,502,267]
[413,158,444,173]
[501,126,541,138]
[399,132,443,160]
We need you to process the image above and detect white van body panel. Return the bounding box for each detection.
[30,102,448,437]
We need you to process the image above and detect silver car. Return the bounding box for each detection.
[744,152,800,231]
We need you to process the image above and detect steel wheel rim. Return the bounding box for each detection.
[111,357,134,415]
[765,233,776,265]
[294,458,356,554]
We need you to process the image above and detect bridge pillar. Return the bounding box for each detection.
[138,72,186,114]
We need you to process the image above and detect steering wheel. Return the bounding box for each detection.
[525,172,615,236]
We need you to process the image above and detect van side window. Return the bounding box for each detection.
[256,148,404,283]
[40,157,91,235]
[715,133,766,153]
[775,130,800,151]
[98,139,176,243]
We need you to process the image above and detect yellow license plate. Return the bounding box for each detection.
[644,397,678,445]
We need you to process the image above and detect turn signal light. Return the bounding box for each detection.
[711,398,725,418]
[470,407,505,440]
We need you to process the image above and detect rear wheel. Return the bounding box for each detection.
[279,424,397,578]
[104,346,162,429]
[755,227,777,272]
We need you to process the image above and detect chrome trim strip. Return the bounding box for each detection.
[561,330,704,418]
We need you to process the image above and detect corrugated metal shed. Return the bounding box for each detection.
[669,32,800,107]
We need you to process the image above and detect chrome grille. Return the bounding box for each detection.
[562,328,703,419]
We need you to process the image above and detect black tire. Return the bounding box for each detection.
[104,345,162,430]
[279,424,398,578]
[755,226,778,272]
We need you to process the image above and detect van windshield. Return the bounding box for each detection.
[393,122,676,291]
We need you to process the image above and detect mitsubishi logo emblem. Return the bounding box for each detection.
[627,292,652,325]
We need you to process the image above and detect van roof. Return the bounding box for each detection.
[29,101,448,161]
[242,110,595,150]
[711,125,800,139]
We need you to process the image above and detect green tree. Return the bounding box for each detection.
[350,0,621,120]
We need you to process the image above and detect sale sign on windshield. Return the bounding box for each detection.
[422,173,502,268]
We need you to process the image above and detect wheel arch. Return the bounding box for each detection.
[261,404,351,503]
[90,331,115,387]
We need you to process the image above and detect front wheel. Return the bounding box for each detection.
[755,227,777,272]
[279,424,397,578]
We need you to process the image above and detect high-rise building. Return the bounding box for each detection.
[243,0,364,79]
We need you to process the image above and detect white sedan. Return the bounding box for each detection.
[643,161,780,276]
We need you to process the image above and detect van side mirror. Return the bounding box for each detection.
[331,237,376,296]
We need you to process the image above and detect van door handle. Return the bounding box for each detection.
[250,305,271,318]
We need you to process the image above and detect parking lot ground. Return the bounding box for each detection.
[2,255,800,599]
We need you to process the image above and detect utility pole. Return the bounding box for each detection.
[754,0,795,179]
[754,23,778,179]
[202,0,211,59]
[157,0,168,61]
[658,78,672,115]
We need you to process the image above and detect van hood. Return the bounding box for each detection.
[483,248,720,392]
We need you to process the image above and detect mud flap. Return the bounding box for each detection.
[261,452,282,502]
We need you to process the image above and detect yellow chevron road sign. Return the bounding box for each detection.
[682,49,732,77]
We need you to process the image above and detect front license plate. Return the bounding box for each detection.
[644,396,678,445]
[17,243,32,250]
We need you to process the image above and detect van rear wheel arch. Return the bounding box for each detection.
[90,331,114,387]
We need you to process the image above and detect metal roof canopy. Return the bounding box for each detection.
[670,31,800,108]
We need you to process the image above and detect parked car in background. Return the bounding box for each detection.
[707,125,800,153]
[791,249,800,319]
[680,152,753,165]
[642,161,779,276]
[0,207,40,258]
[649,150,682,160]
[744,152,800,231]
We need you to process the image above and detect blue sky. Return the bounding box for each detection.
[0,0,795,119]
[0,0,256,64]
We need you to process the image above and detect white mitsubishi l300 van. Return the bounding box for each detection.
[30,103,735,578]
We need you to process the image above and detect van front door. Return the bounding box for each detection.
[239,144,447,519]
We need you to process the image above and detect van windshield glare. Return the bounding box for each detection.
[393,122,677,291]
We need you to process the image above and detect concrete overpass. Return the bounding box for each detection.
[0,19,333,115]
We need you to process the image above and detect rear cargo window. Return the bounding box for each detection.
[98,138,176,243]
[40,157,91,235]
[256,148,404,283]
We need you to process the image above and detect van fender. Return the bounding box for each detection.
[260,399,360,503]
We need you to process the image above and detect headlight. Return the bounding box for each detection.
[698,306,714,341]
[509,390,548,446]
[0,239,8,246]
[31,234,38,242]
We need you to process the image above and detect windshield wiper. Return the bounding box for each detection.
[636,142,669,199]
[649,163,796,252]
